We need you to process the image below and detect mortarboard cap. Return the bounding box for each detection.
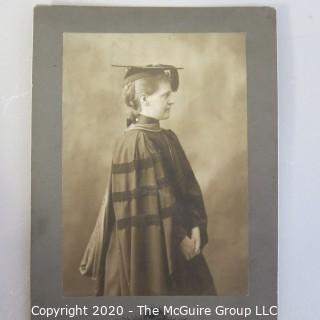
[112,64,183,92]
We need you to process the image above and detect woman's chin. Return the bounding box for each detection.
[161,112,170,120]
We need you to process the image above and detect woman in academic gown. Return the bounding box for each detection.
[79,64,216,296]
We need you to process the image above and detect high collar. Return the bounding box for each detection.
[126,114,162,132]
[136,114,160,126]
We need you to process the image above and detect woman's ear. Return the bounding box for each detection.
[139,95,148,107]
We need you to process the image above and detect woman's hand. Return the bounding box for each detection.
[191,226,201,256]
[180,236,196,260]
[180,227,201,260]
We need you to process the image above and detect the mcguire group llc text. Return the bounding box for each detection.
[31,304,278,318]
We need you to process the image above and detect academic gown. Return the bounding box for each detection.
[79,116,216,296]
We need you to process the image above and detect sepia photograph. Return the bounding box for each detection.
[62,33,248,296]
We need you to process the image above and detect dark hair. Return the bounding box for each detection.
[122,72,171,124]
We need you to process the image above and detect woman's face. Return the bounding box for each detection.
[140,80,175,120]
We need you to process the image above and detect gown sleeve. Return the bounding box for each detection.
[110,130,179,288]
[166,130,209,248]
[79,173,115,286]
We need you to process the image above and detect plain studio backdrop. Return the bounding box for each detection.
[62,33,248,296]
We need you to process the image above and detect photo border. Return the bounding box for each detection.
[32,5,277,318]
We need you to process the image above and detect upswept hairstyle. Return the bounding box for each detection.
[122,71,172,125]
